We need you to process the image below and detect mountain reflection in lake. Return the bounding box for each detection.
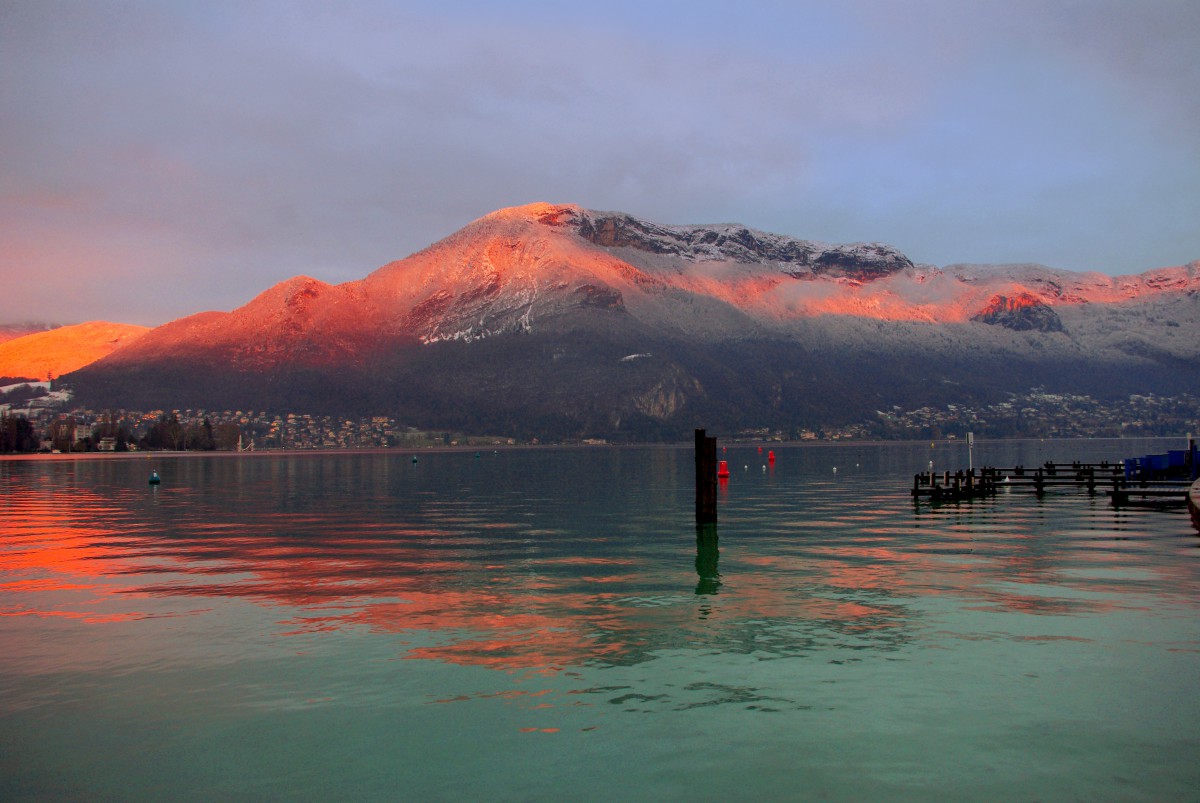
[3,441,1199,800]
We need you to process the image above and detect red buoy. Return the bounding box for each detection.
[717,460,730,478]
[768,450,776,463]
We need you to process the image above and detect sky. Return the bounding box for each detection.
[2,0,1198,327]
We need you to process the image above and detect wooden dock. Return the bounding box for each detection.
[1108,482,1193,508]
[911,461,1191,507]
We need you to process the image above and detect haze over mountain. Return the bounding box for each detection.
[65,203,1200,440]
[0,322,61,346]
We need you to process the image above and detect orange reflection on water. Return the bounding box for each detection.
[6,461,1181,681]
[1,486,163,627]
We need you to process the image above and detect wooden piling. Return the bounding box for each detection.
[695,522,720,595]
[695,428,718,523]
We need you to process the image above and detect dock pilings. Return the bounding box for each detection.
[695,429,718,524]
[911,460,1191,506]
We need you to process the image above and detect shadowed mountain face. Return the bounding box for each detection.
[66,203,1200,439]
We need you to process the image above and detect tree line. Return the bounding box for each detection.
[1,415,38,453]
[0,413,244,454]
[140,413,242,451]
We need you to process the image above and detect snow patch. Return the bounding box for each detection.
[1,380,51,394]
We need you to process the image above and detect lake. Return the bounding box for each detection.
[2,439,1199,800]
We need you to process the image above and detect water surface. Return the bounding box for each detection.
[2,440,1198,800]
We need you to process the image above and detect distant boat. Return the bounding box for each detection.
[149,471,161,485]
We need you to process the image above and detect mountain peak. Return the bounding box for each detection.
[483,202,583,227]
[450,204,916,282]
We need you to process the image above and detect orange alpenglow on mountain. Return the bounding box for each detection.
[24,203,1200,440]
[72,202,1200,377]
[0,322,150,381]
[11,203,1200,401]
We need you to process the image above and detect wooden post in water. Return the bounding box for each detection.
[695,522,720,595]
[695,428,718,523]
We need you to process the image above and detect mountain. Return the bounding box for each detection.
[0,321,149,383]
[66,203,1200,440]
[0,322,61,346]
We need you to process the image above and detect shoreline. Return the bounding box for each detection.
[1,434,1189,463]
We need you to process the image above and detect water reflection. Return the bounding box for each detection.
[2,443,1197,679]
[694,523,720,596]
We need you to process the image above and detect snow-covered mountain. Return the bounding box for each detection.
[66,203,1200,438]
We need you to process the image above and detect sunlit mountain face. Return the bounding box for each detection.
[0,322,149,381]
[64,203,1200,439]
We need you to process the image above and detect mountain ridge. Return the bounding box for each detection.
[56,202,1200,439]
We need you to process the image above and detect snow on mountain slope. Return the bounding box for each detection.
[98,277,375,369]
[359,203,650,343]
[72,202,1200,375]
[947,261,1200,304]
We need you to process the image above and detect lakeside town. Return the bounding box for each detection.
[2,381,1198,453]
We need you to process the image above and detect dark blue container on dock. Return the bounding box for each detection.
[1124,457,1145,480]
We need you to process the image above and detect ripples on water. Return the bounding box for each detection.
[2,440,1199,800]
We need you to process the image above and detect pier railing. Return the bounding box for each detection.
[912,459,1194,507]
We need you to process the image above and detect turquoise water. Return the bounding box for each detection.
[2,440,1198,800]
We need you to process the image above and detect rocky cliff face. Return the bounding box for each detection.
[971,293,1065,333]
[575,208,914,281]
